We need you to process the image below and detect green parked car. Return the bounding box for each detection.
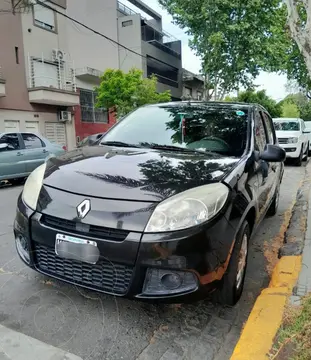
[0,132,66,185]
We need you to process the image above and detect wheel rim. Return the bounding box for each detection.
[236,234,248,290]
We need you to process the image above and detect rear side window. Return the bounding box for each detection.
[261,112,275,144]
[22,133,44,149]
[254,112,268,152]
[0,133,20,150]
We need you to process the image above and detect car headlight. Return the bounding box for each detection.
[288,137,298,144]
[22,163,46,210]
[145,183,229,233]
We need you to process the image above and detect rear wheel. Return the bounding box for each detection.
[212,221,250,306]
[267,182,280,217]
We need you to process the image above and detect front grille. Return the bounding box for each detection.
[278,138,288,144]
[34,243,133,294]
[41,215,129,241]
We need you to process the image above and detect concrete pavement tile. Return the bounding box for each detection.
[0,324,82,360]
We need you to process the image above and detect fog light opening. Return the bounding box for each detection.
[161,273,182,290]
[15,234,30,263]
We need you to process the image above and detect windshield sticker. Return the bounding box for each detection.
[236,110,245,116]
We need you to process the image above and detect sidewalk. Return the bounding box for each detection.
[0,324,82,360]
[231,162,311,360]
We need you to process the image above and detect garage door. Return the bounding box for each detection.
[4,120,20,132]
[45,122,66,146]
[25,121,39,134]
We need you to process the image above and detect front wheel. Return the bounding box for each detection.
[303,142,309,160]
[212,221,250,306]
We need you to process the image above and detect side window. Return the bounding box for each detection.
[22,133,44,149]
[0,133,20,151]
[261,112,275,144]
[301,121,305,131]
[254,111,268,152]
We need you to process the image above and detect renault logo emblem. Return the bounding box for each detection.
[76,199,91,219]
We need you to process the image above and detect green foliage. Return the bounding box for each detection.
[225,89,282,117]
[279,93,311,121]
[95,68,171,118]
[159,0,288,93]
[281,101,300,118]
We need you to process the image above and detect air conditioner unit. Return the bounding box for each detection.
[52,49,65,62]
[59,111,72,122]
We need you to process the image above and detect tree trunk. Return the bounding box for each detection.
[285,0,311,78]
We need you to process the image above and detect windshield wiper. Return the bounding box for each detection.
[100,141,142,148]
[140,143,207,154]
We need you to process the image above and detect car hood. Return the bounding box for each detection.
[43,146,239,202]
[275,130,301,138]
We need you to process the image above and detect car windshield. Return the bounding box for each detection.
[101,104,249,157]
[273,120,300,131]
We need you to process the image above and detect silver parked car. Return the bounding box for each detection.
[0,132,66,185]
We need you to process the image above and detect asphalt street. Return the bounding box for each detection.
[0,162,308,360]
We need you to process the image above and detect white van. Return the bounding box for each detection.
[273,117,309,166]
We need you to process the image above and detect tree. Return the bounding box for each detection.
[159,0,288,94]
[281,101,300,118]
[279,93,311,121]
[284,1,311,81]
[225,90,282,117]
[95,68,171,118]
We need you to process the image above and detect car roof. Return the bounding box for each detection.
[146,100,259,110]
[273,117,302,121]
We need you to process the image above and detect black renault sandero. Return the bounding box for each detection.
[14,101,286,305]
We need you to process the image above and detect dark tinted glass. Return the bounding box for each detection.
[0,133,20,150]
[22,133,43,149]
[101,105,249,157]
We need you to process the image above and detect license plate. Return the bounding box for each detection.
[55,233,99,264]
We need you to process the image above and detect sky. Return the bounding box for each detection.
[123,0,288,101]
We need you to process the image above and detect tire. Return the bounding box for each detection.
[212,221,250,306]
[303,143,309,160]
[267,182,280,217]
[295,147,303,166]
[9,178,25,186]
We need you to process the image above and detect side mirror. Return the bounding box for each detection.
[259,144,286,162]
[0,143,9,151]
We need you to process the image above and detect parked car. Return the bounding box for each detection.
[14,102,285,305]
[273,117,309,165]
[0,132,66,185]
[304,121,311,155]
[77,133,105,147]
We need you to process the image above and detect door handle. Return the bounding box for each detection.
[43,149,47,153]
[16,152,23,156]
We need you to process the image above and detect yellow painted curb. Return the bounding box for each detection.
[230,256,302,360]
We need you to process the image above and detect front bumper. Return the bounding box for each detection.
[278,143,302,158]
[14,189,236,302]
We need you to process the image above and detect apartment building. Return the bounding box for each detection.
[0,0,78,150]
[182,69,205,101]
[0,0,184,144]
[117,0,183,101]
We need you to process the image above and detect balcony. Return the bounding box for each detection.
[27,54,79,106]
[75,67,103,83]
[0,67,6,97]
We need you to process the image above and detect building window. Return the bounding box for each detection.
[185,87,192,97]
[32,60,59,88]
[122,20,133,27]
[33,4,56,32]
[197,91,203,100]
[79,89,108,123]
